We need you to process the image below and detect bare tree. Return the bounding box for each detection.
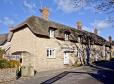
[73,0,114,25]
[72,0,114,12]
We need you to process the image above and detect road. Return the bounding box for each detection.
[5,61,114,84]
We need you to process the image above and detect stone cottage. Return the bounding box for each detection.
[0,8,112,73]
[112,41,114,58]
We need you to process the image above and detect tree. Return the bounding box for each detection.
[73,0,114,24]
[73,0,114,13]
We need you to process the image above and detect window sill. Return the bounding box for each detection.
[47,57,56,59]
[49,37,55,39]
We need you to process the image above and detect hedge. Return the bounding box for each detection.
[0,59,20,69]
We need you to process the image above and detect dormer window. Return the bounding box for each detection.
[65,33,69,41]
[78,37,81,43]
[49,28,55,38]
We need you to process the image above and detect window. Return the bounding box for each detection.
[65,33,69,40]
[49,29,55,38]
[47,48,55,58]
[78,37,81,42]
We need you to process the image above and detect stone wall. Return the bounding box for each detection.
[0,68,16,83]
[112,46,114,58]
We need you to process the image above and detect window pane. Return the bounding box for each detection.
[47,49,55,58]
[50,50,52,56]
[47,50,49,57]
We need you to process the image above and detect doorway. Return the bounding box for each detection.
[64,52,69,64]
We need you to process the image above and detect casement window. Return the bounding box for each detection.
[49,29,55,38]
[65,33,69,40]
[47,48,55,58]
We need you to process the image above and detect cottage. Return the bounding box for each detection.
[112,41,114,58]
[0,8,112,74]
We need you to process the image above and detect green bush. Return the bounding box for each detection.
[0,59,9,68]
[0,48,5,59]
[0,59,20,68]
[9,60,20,68]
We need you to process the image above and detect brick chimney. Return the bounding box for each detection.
[77,21,82,30]
[94,28,98,35]
[39,7,49,20]
[109,35,112,44]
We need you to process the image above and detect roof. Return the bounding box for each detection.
[10,16,107,45]
[112,41,114,46]
[0,33,8,46]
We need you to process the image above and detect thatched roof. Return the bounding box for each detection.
[10,16,107,46]
[112,41,114,46]
[0,33,8,46]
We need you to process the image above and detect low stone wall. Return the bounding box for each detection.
[0,68,16,83]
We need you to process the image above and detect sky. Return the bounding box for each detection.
[0,0,114,40]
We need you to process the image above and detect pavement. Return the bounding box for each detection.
[1,62,114,84]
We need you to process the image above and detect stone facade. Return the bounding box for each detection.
[9,26,112,72]
[112,46,114,58]
[10,27,76,72]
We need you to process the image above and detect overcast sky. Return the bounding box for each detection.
[0,0,114,40]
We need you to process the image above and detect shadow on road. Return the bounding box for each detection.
[89,59,114,84]
[41,60,114,84]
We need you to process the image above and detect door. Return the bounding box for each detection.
[64,52,69,64]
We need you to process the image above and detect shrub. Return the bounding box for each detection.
[0,59,20,68]
[9,60,20,68]
[0,48,5,59]
[0,59,9,68]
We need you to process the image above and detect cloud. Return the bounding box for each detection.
[83,26,92,32]
[23,0,36,13]
[0,17,15,26]
[91,19,113,30]
[55,0,86,13]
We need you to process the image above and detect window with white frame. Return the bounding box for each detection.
[49,29,55,38]
[47,48,55,58]
[78,37,81,42]
[65,33,69,40]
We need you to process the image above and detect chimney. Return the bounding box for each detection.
[77,21,82,30]
[94,28,98,35]
[9,25,14,31]
[39,7,49,20]
[109,35,112,44]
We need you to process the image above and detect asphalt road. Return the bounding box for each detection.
[41,61,114,84]
[53,72,102,84]
[5,61,114,84]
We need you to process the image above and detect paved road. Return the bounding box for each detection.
[4,64,114,84]
[53,72,102,84]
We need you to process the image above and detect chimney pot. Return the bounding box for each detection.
[109,35,112,44]
[39,7,49,20]
[94,28,98,35]
[77,21,82,30]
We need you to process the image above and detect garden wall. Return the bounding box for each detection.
[0,68,16,83]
